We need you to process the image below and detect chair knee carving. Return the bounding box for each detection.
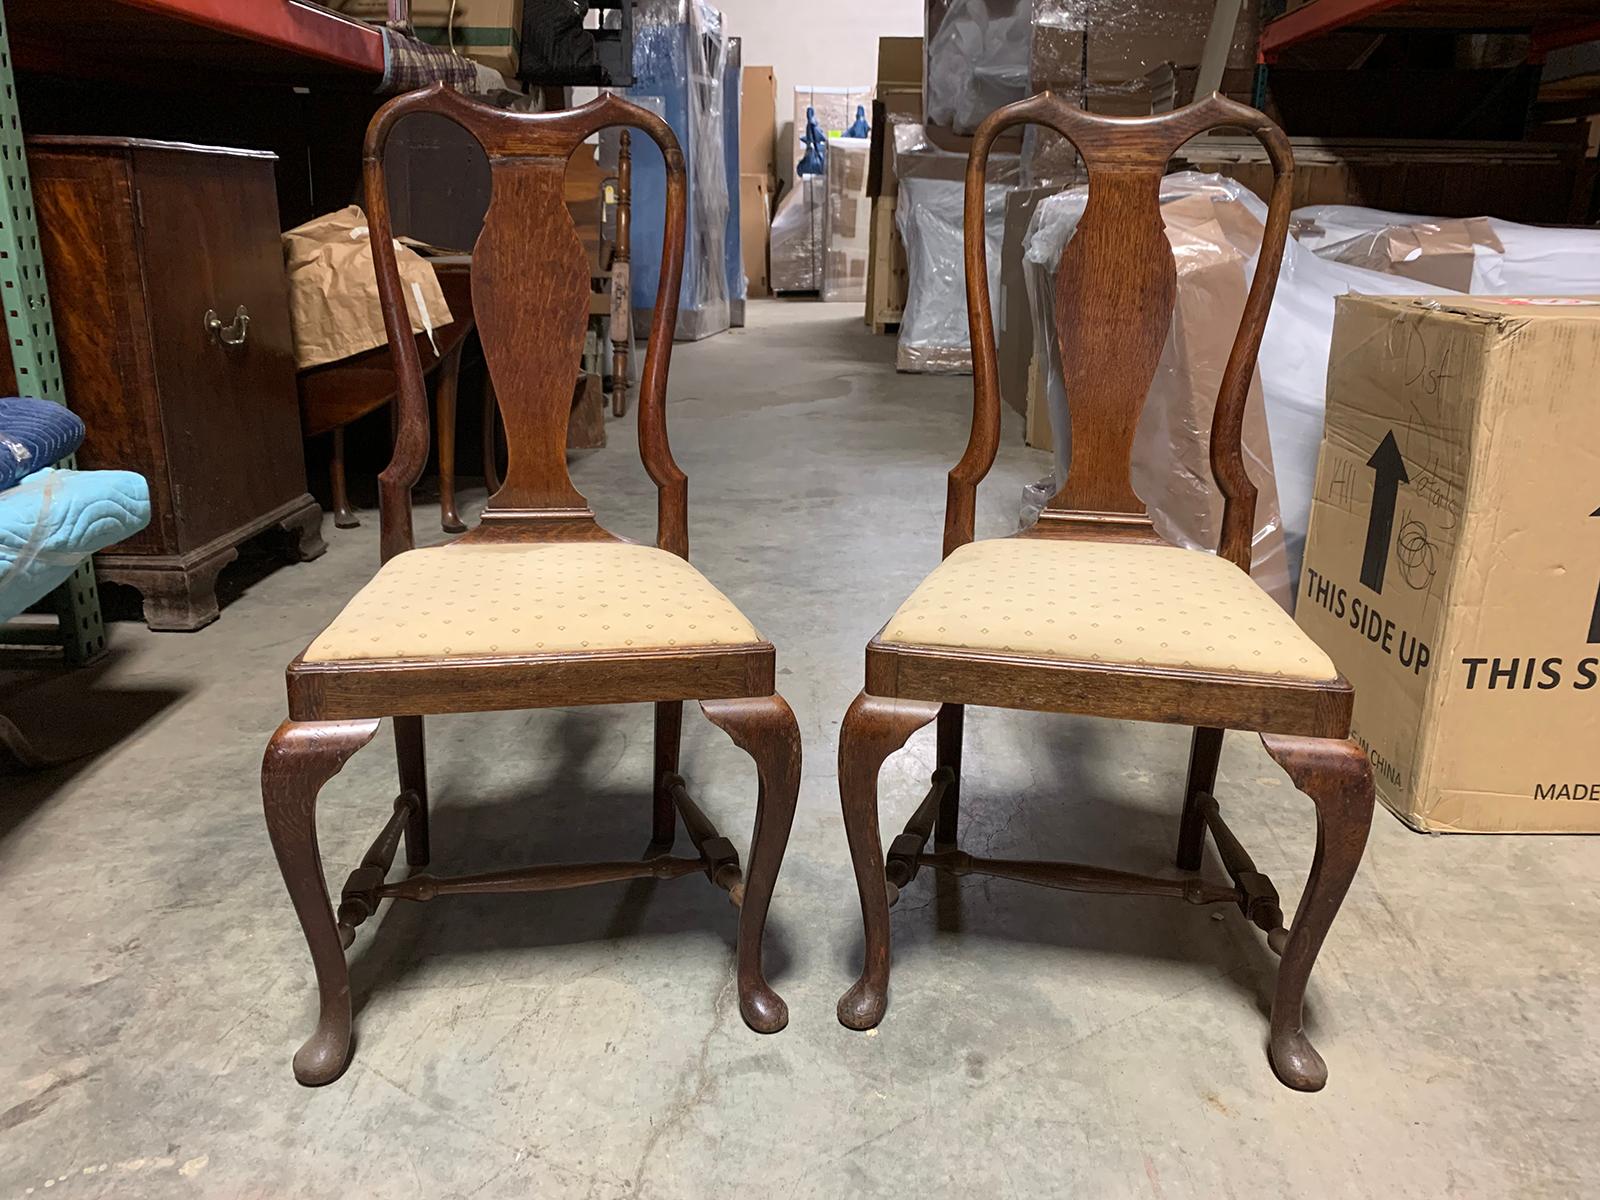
[834,91,1374,1092]
[261,85,800,1086]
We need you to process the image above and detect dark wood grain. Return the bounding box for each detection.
[287,643,775,721]
[261,718,381,1087]
[836,693,941,1031]
[701,695,803,1033]
[361,84,689,562]
[8,137,323,629]
[261,87,798,1085]
[1259,733,1374,1092]
[837,93,1374,1091]
[296,262,477,533]
[865,643,1353,737]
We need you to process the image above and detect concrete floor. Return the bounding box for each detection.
[3,301,1598,1199]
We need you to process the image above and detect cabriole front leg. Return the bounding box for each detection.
[1259,733,1374,1092]
[836,693,941,1031]
[261,717,381,1086]
[701,695,801,1034]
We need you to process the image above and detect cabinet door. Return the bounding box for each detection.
[134,146,309,554]
[20,153,174,556]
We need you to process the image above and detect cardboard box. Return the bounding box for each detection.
[794,85,873,165]
[770,176,825,293]
[1178,137,1590,226]
[878,35,924,91]
[1027,21,1085,186]
[1296,294,1600,833]
[741,66,777,183]
[341,0,523,76]
[867,92,924,200]
[864,195,908,331]
[739,173,773,298]
[823,136,871,303]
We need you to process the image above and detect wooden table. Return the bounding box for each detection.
[297,258,477,532]
[297,257,613,535]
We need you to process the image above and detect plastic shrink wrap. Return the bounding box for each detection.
[771,177,825,292]
[925,0,1031,135]
[1023,174,1600,603]
[1293,205,1600,295]
[1023,174,1450,603]
[894,121,1017,373]
[823,136,871,303]
[627,0,730,340]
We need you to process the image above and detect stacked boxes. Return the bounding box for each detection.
[823,137,871,303]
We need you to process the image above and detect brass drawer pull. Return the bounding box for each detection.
[204,305,250,347]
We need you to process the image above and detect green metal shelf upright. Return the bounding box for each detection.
[0,0,107,663]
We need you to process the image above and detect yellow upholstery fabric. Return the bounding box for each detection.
[880,537,1337,681]
[304,542,762,662]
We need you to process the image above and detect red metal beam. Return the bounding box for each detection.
[115,0,385,73]
[1258,0,1409,60]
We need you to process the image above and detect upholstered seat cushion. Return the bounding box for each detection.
[879,537,1337,681]
[304,541,762,662]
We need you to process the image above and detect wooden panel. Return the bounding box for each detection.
[288,644,777,721]
[866,642,1353,739]
[17,150,173,555]
[472,160,594,514]
[1051,167,1176,514]
[362,86,689,562]
[130,142,310,554]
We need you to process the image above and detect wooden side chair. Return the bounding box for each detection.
[834,93,1374,1092]
[261,84,801,1087]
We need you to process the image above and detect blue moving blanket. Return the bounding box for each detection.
[0,397,86,489]
[0,467,152,623]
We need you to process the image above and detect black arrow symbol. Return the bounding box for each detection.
[1589,506,1600,644]
[1361,430,1409,593]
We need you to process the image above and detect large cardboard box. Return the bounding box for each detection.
[865,196,908,331]
[739,173,773,298]
[878,36,923,90]
[1178,137,1590,226]
[741,66,777,182]
[1296,294,1600,833]
[340,0,523,76]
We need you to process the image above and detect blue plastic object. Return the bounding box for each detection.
[0,396,84,490]
[626,0,732,339]
[0,467,151,623]
[796,106,826,177]
[844,104,870,138]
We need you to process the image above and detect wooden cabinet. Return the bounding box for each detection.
[9,137,324,630]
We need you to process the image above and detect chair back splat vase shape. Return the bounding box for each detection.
[260,85,801,1087]
[834,91,1374,1093]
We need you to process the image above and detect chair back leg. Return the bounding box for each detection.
[1176,726,1225,870]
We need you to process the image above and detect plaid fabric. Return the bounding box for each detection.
[378,27,478,94]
